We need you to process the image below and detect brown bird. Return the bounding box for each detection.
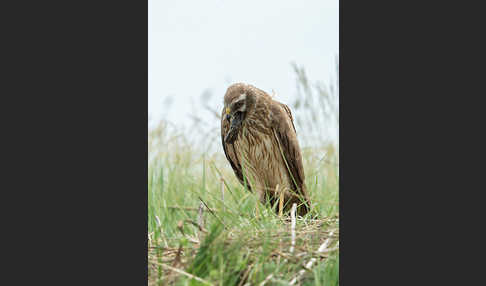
[221,83,311,216]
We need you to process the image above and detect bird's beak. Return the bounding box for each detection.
[224,112,244,144]
[225,107,231,122]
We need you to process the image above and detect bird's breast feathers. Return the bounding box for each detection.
[233,125,289,189]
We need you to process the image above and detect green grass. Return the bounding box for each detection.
[148,122,339,286]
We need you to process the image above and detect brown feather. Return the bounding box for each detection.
[221,108,248,189]
[221,83,310,215]
[270,103,310,215]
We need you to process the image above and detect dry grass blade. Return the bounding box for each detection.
[315,246,339,257]
[237,265,253,286]
[199,196,228,229]
[157,263,214,286]
[290,203,297,254]
[289,230,336,285]
[316,230,335,252]
[171,244,183,268]
[197,202,205,225]
[196,202,205,240]
[258,273,274,286]
[184,219,208,233]
[168,206,224,213]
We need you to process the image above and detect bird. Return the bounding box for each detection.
[221,83,311,216]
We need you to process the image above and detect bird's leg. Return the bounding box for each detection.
[256,187,267,206]
[279,188,296,211]
[283,190,309,216]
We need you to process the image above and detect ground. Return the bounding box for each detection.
[148,123,339,285]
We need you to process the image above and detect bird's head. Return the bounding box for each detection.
[223,83,256,144]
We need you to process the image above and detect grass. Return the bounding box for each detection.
[148,121,339,286]
[148,61,339,285]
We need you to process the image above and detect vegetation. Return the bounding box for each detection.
[148,61,339,285]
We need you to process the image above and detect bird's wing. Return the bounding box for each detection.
[271,102,309,201]
[221,108,248,189]
[280,103,297,133]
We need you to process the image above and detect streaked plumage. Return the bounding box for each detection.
[221,83,311,216]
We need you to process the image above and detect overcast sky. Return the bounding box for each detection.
[148,0,339,130]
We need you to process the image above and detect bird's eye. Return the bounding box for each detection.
[233,100,244,110]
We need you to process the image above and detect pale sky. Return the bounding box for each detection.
[148,0,339,133]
